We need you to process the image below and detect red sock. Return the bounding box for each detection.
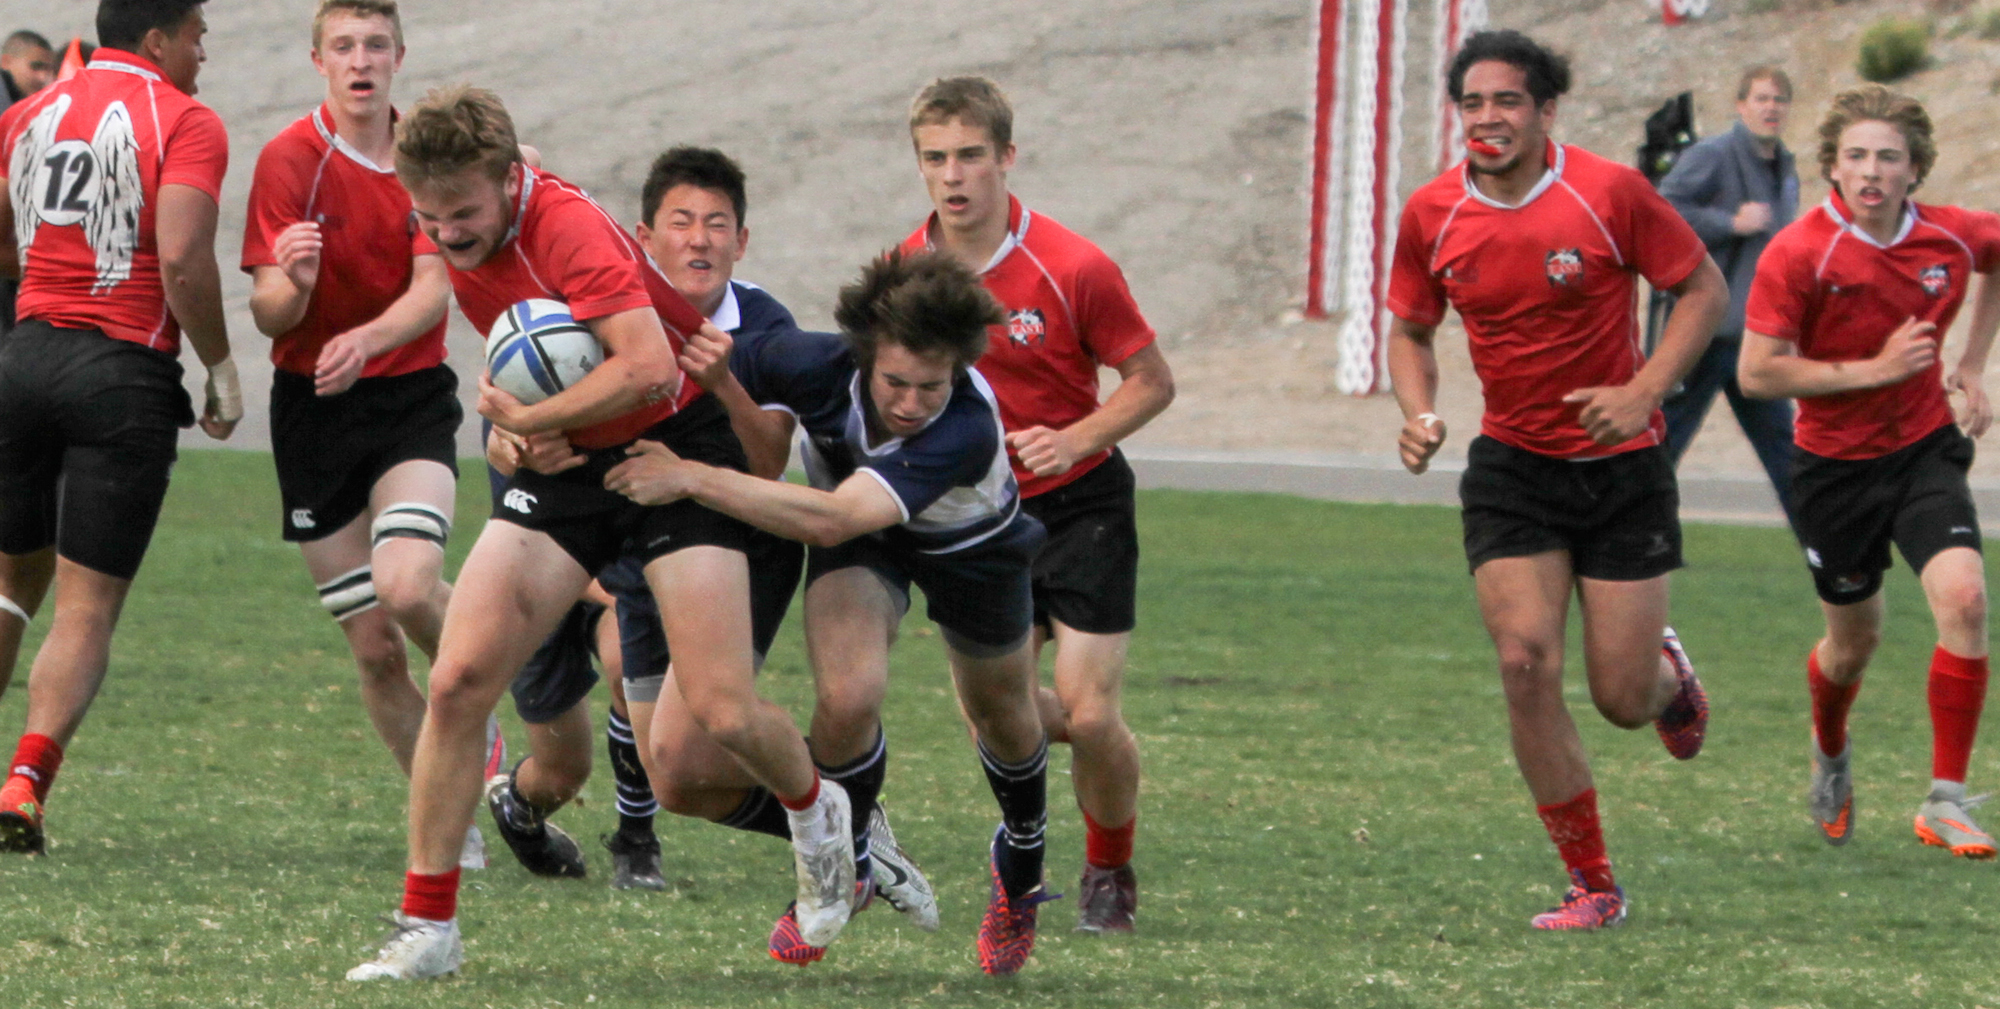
[775,774,821,812]
[400,868,462,922]
[1929,646,1988,783]
[7,734,63,804]
[1083,809,1135,869]
[1536,788,1615,892]
[1808,650,1862,757]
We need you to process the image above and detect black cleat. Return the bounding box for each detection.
[602,831,667,891]
[484,774,586,878]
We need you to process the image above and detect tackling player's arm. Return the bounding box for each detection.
[604,440,902,546]
[158,183,241,440]
[1561,256,1727,445]
[312,253,451,395]
[1386,315,1446,474]
[1006,344,1174,478]
[676,323,796,479]
[1738,319,1938,401]
[478,306,681,435]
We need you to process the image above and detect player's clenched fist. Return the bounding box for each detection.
[1872,317,1938,387]
[1399,412,1445,474]
[1561,383,1657,446]
[272,220,324,291]
[677,322,734,391]
[1006,426,1080,478]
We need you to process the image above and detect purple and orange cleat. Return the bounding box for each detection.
[1530,869,1626,931]
[1655,626,1708,760]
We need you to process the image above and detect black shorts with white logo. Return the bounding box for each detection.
[271,365,462,542]
[510,598,606,724]
[805,514,1046,653]
[1791,423,1981,605]
[1022,449,1140,635]
[1459,435,1683,581]
[0,320,192,579]
[600,529,804,703]
[491,393,752,576]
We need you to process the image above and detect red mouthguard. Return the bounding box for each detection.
[1467,138,1501,156]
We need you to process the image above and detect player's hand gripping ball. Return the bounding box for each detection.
[485,299,604,405]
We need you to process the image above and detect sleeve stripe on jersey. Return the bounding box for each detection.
[1017,244,1080,337]
[1428,192,1475,272]
[1555,178,1624,267]
[509,244,558,300]
[855,467,913,524]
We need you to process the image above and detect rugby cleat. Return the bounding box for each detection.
[1654,627,1708,760]
[345,912,463,981]
[978,839,1061,976]
[867,803,939,931]
[1529,870,1626,931]
[1075,862,1138,933]
[602,831,667,891]
[0,777,45,854]
[485,774,586,878]
[1807,737,1855,846]
[785,779,856,948]
[768,879,873,967]
[1914,787,1997,860]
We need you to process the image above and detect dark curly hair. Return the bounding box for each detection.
[1447,29,1571,106]
[834,250,1003,372]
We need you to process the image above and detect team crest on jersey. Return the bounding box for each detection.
[1005,308,1047,347]
[1919,263,1950,298]
[1545,248,1583,286]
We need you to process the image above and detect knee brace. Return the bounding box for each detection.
[371,503,452,551]
[318,565,378,621]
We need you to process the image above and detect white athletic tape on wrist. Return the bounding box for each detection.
[0,594,28,623]
[1415,412,1441,429]
[317,564,378,621]
[206,357,244,423]
[371,503,452,551]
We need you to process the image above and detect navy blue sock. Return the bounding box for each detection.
[718,787,791,840]
[605,708,658,838]
[817,729,886,880]
[978,736,1049,899]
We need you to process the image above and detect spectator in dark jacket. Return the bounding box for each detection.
[1659,65,1800,518]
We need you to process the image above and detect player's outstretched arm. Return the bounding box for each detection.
[604,440,902,546]
[677,323,796,479]
[158,183,240,440]
[1563,256,1726,445]
[1739,318,1939,401]
[313,253,451,396]
[1386,315,1446,474]
[480,306,681,435]
[1948,268,2000,437]
[1008,344,1175,478]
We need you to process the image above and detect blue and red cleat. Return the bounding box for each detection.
[1530,869,1626,930]
[769,876,874,966]
[978,848,1061,976]
[1655,626,1708,760]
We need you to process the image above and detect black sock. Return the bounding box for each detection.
[978,736,1049,900]
[718,787,792,840]
[605,709,658,838]
[506,757,551,824]
[817,729,886,879]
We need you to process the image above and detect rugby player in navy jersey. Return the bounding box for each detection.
[607,250,1056,975]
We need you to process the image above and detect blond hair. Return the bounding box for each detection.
[909,76,1013,151]
[394,84,520,194]
[312,0,402,50]
[1817,84,1935,188]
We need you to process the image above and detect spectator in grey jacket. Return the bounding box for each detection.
[1659,66,1800,519]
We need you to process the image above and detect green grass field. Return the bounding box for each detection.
[1,450,1996,1008]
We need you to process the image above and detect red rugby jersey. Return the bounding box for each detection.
[0,50,228,354]
[1745,192,2000,460]
[900,195,1157,497]
[1388,142,1708,459]
[447,167,705,449]
[241,104,445,378]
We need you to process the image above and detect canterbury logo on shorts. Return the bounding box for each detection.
[503,489,538,514]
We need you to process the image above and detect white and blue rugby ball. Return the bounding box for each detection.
[485,299,603,404]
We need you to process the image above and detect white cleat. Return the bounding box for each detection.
[460,824,487,871]
[345,912,463,981]
[868,802,939,931]
[785,779,856,948]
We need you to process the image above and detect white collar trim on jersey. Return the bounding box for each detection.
[1461,141,1565,210]
[924,204,1032,275]
[85,57,162,82]
[312,105,395,175]
[711,282,742,332]
[501,166,537,249]
[1822,195,1916,248]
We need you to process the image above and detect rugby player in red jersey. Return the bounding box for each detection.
[0,0,240,854]
[898,76,1173,934]
[241,0,500,870]
[1739,85,2000,857]
[1386,30,1729,930]
[347,86,850,981]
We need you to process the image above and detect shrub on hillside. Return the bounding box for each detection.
[1857,17,1930,81]
[1979,7,2000,38]
[1743,0,1782,13]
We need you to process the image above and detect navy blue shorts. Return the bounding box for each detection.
[804,515,1045,654]
[603,529,804,704]
[509,599,605,724]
